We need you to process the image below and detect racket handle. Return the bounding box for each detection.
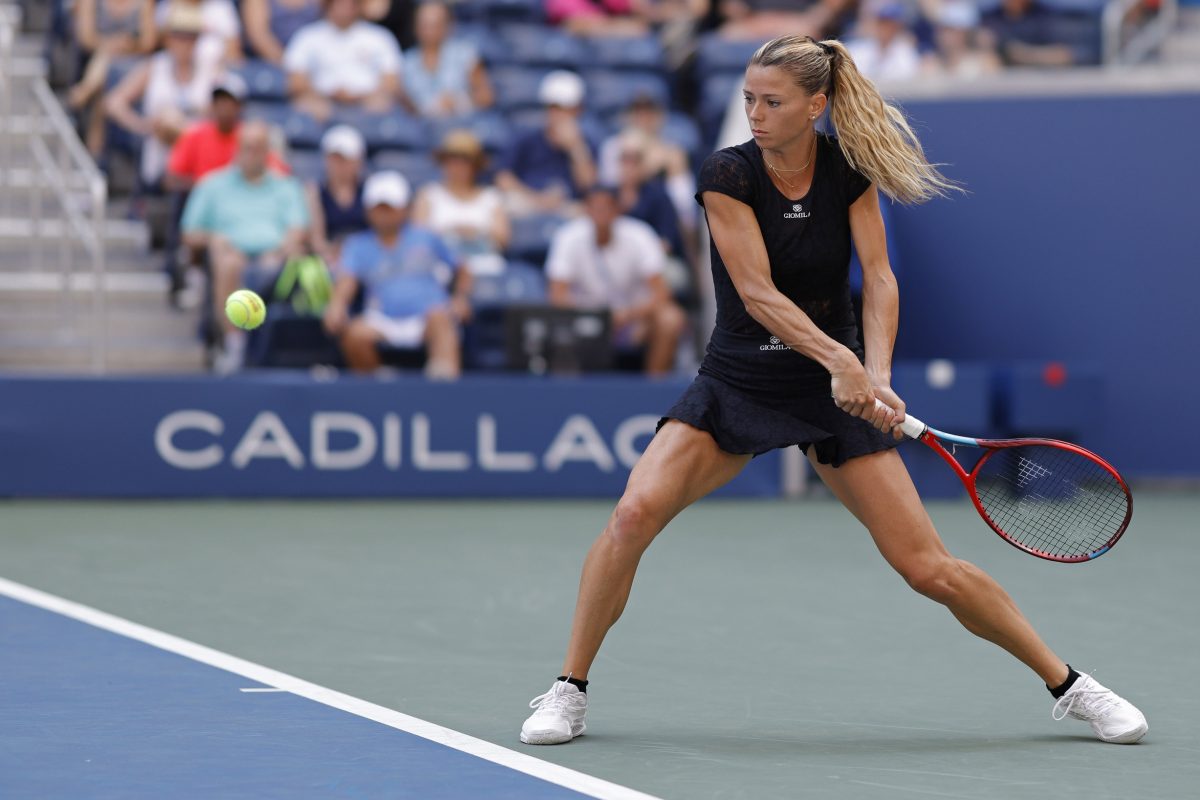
[873,398,928,439]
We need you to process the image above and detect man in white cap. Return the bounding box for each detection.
[323,171,472,379]
[495,70,597,216]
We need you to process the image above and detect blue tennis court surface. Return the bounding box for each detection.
[0,591,646,800]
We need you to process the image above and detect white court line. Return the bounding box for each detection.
[239,687,287,693]
[0,577,661,800]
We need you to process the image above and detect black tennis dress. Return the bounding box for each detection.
[660,134,900,467]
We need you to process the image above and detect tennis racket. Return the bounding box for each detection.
[880,401,1132,563]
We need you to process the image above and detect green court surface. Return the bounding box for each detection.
[3,495,1198,799]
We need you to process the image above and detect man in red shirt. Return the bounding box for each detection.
[167,74,252,190]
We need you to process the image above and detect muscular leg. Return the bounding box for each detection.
[339,319,384,372]
[562,421,751,679]
[810,448,1069,687]
[423,307,461,379]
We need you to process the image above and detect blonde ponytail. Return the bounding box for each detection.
[750,35,960,204]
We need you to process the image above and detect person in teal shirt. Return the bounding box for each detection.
[182,120,309,372]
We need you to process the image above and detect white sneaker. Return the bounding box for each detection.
[520,680,587,745]
[1052,671,1148,743]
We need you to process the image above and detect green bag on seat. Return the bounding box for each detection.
[272,255,333,316]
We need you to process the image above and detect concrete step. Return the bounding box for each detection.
[1161,34,1200,63]
[0,270,171,309]
[0,216,150,253]
[0,343,208,374]
[0,305,199,339]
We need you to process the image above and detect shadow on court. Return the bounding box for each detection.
[1,496,1197,799]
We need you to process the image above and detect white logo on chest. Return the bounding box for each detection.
[783,202,811,220]
[760,335,790,351]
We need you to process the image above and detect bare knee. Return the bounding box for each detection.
[900,556,975,605]
[604,493,663,552]
[340,321,381,372]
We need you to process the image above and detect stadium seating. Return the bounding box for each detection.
[489,24,583,69]
[370,149,440,188]
[489,65,555,113]
[286,148,325,184]
[583,70,671,117]
[463,261,548,370]
[428,111,514,157]
[586,35,666,73]
[331,108,428,153]
[505,213,567,266]
[234,60,289,103]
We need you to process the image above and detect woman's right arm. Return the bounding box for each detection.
[104,61,153,135]
[702,191,893,427]
[243,0,285,63]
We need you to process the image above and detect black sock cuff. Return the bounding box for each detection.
[1048,665,1082,699]
[557,675,588,693]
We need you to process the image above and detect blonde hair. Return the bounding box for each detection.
[749,35,959,204]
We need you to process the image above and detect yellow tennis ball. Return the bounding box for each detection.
[225,289,266,331]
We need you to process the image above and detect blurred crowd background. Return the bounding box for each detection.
[17,0,1186,377]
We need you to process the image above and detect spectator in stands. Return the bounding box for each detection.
[323,171,472,379]
[284,0,405,121]
[306,125,368,265]
[611,129,685,262]
[241,0,321,63]
[154,0,243,70]
[983,0,1096,67]
[922,0,1001,78]
[599,92,696,238]
[546,0,649,37]
[846,1,921,83]
[412,129,510,275]
[105,2,216,189]
[166,73,270,190]
[496,71,597,217]
[403,1,493,118]
[181,121,309,372]
[719,0,854,41]
[67,0,156,157]
[546,185,685,376]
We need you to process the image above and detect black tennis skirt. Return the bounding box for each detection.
[658,373,901,468]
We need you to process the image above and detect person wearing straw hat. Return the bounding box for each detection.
[412,129,510,274]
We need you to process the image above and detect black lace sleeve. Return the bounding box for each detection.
[830,138,871,205]
[695,148,757,208]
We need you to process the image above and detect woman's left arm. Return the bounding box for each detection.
[849,185,906,430]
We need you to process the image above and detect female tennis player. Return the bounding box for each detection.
[520,35,1147,746]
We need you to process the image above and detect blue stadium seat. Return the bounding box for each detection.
[463,261,549,371]
[470,261,547,308]
[428,111,515,157]
[370,150,441,188]
[583,71,671,117]
[490,66,554,112]
[331,108,428,152]
[234,59,288,101]
[490,24,582,69]
[585,36,666,72]
[506,214,568,266]
[478,0,544,25]
[699,73,743,147]
[278,108,328,150]
[286,149,325,184]
[660,112,703,163]
[694,34,763,77]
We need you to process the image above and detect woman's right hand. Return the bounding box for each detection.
[831,358,895,432]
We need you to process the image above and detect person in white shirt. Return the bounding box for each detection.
[283,0,404,121]
[845,1,921,83]
[546,185,686,376]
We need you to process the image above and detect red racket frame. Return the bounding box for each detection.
[915,432,1134,563]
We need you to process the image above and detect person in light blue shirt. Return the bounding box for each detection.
[402,1,493,117]
[323,170,472,378]
[181,121,308,371]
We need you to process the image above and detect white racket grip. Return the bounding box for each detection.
[873,398,928,439]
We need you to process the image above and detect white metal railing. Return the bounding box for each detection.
[1,4,110,372]
[1105,0,1180,64]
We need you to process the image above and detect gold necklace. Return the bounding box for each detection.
[763,138,817,190]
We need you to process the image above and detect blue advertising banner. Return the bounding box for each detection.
[0,374,781,498]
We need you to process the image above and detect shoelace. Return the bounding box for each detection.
[528,682,579,715]
[1052,678,1120,721]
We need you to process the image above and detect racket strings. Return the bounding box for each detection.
[973,445,1128,558]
